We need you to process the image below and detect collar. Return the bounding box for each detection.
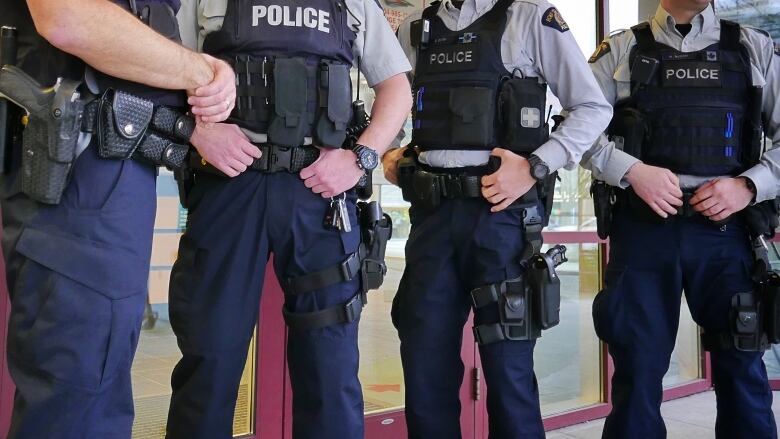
[440,0,500,28]
[653,3,718,36]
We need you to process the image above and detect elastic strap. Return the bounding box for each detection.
[283,293,364,331]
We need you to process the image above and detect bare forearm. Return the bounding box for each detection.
[28,0,213,90]
[357,74,412,156]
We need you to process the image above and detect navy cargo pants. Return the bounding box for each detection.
[165,170,363,439]
[1,144,157,438]
[392,198,545,439]
[594,209,777,438]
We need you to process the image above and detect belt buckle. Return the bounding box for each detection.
[268,146,294,173]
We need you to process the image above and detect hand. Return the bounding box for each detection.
[480,148,537,213]
[188,54,236,123]
[382,147,406,185]
[300,148,364,198]
[690,177,754,222]
[190,123,261,177]
[625,162,683,218]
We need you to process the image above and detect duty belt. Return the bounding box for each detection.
[81,97,193,170]
[190,144,320,176]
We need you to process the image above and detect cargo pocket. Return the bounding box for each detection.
[592,265,627,346]
[268,58,310,146]
[10,227,148,392]
[315,63,352,148]
[449,87,495,147]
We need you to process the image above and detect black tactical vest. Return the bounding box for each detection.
[202,0,357,148]
[625,20,760,176]
[1,0,185,106]
[411,0,549,154]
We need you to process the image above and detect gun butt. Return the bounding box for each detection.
[0,65,51,115]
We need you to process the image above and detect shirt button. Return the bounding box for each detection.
[447,160,456,167]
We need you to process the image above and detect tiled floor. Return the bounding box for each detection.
[548,391,780,438]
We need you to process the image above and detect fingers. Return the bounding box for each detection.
[648,202,669,219]
[665,171,680,187]
[191,100,233,117]
[668,183,683,199]
[226,159,247,175]
[300,164,317,180]
[487,193,508,205]
[657,199,678,216]
[481,173,497,187]
[240,142,262,159]
[491,198,514,213]
[702,204,727,219]
[691,196,718,213]
[482,185,500,199]
[710,210,732,222]
[664,192,684,207]
[303,174,322,189]
[689,185,714,206]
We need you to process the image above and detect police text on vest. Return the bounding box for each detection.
[252,5,330,33]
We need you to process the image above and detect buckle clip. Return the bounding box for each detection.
[266,146,294,173]
[344,294,363,323]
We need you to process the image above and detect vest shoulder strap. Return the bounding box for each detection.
[631,22,656,53]
[422,1,441,23]
[481,0,515,26]
[720,20,742,52]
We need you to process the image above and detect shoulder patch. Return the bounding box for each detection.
[775,43,780,57]
[541,7,569,33]
[589,41,611,63]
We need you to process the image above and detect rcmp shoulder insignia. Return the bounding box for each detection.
[774,43,780,57]
[589,41,611,63]
[542,7,569,33]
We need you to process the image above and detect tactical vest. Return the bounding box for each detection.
[203,0,357,148]
[1,0,185,106]
[411,0,549,154]
[622,20,761,176]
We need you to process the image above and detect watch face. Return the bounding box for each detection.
[360,148,379,170]
[532,163,549,180]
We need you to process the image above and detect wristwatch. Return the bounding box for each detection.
[528,154,550,181]
[352,144,379,171]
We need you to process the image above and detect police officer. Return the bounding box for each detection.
[0,0,236,438]
[167,1,411,438]
[385,0,612,436]
[583,0,780,437]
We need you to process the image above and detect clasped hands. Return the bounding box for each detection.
[626,162,754,222]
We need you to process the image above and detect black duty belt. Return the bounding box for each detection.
[620,188,725,221]
[190,144,320,176]
[81,97,193,170]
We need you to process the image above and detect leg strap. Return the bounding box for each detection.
[284,247,365,295]
[471,277,540,345]
[283,293,365,331]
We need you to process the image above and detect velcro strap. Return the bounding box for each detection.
[283,294,364,331]
[471,284,501,309]
[285,251,362,295]
[473,323,506,345]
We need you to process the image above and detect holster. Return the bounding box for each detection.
[471,245,566,345]
[358,201,392,292]
[730,292,768,352]
[763,271,780,345]
[21,79,84,205]
[591,179,614,240]
[742,198,780,240]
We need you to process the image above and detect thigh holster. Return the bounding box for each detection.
[470,246,566,346]
[281,201,392,332]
